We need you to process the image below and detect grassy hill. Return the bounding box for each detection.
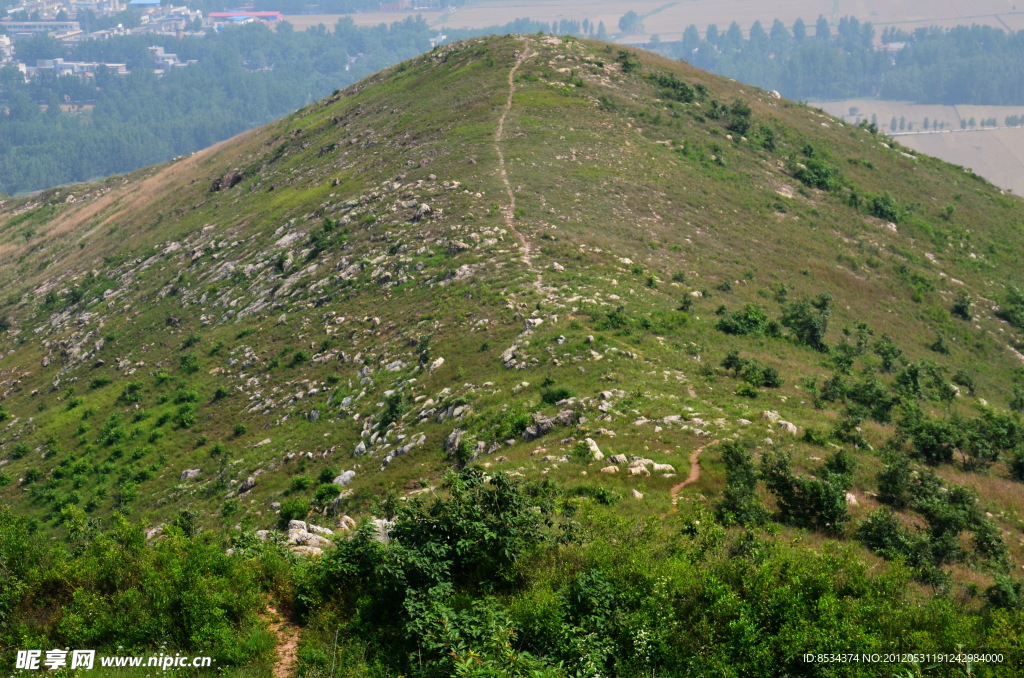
[4,35,1024,676]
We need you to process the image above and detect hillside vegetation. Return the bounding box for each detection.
[3,35,1024,675]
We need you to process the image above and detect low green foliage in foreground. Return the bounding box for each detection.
[8,470,1019,677]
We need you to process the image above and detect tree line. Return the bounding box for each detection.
[653,18,1024,105]
[0,18,435,195]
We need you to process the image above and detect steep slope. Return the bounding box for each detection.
[2,34,1024,584]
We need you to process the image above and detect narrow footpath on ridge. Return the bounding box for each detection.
[494,39,544,296]
[265,605,300,678]
[669,440,718,509]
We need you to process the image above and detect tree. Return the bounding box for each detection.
[781,294,833,351]
[769,19,790,52]
[618,10,642,34]
[793,18,806,42]
[717,441,766,525]
[815,16,830,41]
[761,449,850,534]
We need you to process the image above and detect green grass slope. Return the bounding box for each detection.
[4,35,1024,675]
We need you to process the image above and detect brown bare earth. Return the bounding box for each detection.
[265,605,300,678]
[670,440,717,506]
[284,0,1024,44]
[816,100,1024,195]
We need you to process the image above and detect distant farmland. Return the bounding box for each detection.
[816,99,1024,195]
[285,0,1024,43]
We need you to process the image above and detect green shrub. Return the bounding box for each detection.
[793,156,842,191]
[290,475,312,493]
[233,423,248,437]
[313,483,339,507]
[996,285,1024,330]
[379,392,408,428]
[951,292,973,321]
[279,498,310,525]
[867,192,905,223]
[857,508,926,564]
[173,387,200,404]
[716,440,766,526]
[116,381,144,405]
[179,352,200,374]
[781,294,832,352]
[541,387,573,405]
[89,376,112,390]
[761,449,850,534]
[715,303,771,336]
[493,404,532,441]
[176,404,196,429]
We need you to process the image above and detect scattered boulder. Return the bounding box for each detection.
[631,489,644,500]
[211,168,244,192]
[180,468,201,480]
[652,463,676,473]
[777,421,798,435]
[845,492,858,506]
[445,429,466,457]
[599,465,619,474]
[370,517,394,543]
[429,357,445,372]
[584,438,604,461]
[239,475,257,493]
[290,545,324,557]
[414,203,432,221]
[333,470,356,486]
[609,454,628,465]
[761,410,780,423]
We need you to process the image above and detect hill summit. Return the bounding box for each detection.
[4,34,1024,674]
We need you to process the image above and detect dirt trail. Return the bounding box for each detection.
[495,39,544,294]
[265,605,300,678]
[669,440,718,507]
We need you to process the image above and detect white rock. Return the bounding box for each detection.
[777,421,798,435]
[333,470,356,486]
